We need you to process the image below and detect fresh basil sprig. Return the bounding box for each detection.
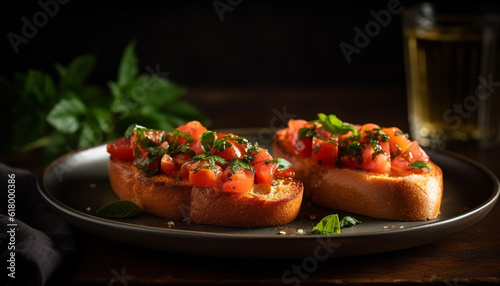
[96,200,143,219]
[228,158,255,174]
[266,158,293,171]
[409,161,432,172]
[0,39,209,165]
[309,214,361,235]
[317,113,357,136]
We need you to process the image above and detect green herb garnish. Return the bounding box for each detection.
[266,158,293,171]
[409,161,432,172]
[228,158,255,174]
[96,200,143,218]
[317,113,357,136]
[0,39,208,164]
[309,214,361,235]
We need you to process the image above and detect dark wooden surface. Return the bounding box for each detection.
[47,86,500,285]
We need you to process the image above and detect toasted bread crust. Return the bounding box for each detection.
[108,156,303,227]
[190,177,303,227]
[273,129,443,221]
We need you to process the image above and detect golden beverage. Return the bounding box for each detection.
[402,5,500,150]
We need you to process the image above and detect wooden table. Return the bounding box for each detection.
[46,86,500,285]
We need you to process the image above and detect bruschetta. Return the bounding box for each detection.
[106,121,303,228]
[273,113,443,221]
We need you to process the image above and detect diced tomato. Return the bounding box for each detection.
[391,141,430,175]
[188,162,222,188]
[249,147,273,166]
[131,129,167,156]
[253,161,278,185]
[285,119,315,157]
[295,137,312,158]
[339,152,361,170]
[189,137,205,155]
[178,121,207,139]
[359,142,391,174]
[107,137,135,160]
[288,119,310,131]
[173,153,193,178]
[382,127,412,158]
[275,167,295,178]
[222,168,254,193]
[338,124,361,142]
[311,137,338,167]
[359,123,381,143]
[161,154,180,177]
[214,139,244,160]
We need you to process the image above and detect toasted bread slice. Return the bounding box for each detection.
[108,156,304,227]
[190,177,303,227]
[273,129,443,221]
[109,157,192,220]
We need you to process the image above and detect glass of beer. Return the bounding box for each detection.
[402,2,500,150]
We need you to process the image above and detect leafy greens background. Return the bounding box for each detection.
[0,40,208,164]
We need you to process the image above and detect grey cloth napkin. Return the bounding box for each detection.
[0,162,76,286]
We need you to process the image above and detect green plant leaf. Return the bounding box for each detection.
[200,131,217,154]
[317,113,357,136]
[131,74,187,106]
[409,161,432,172]
[96,200,143,218]
[309,214,341,235]
[266,158,293,171]
[90,107,113,133]
[117,39,138,87]
[46,94,87,133]
[24,69,57,105]
[56,54,97,90]
[340,216,361,228]
[309,214,361,235]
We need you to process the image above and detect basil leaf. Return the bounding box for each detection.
[298,126,318,140]
[309,214,361,235]
[409,161,432,172]
[228,158,255,174]
[117,39,138,87]
[340,216,361,228]
[200,131,216,154]
[124,123,145,139]
[266,158,293,171]
[317,113,357,136]
[46,94,87,133]
[96,200,142,218]
[191,154,227,170]
[309,214,341,235]
[346,141,362,156]
[56,54,97,90]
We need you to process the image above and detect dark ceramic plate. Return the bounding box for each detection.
[37,137,499,259]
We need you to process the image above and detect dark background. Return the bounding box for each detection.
[1,0,407,88]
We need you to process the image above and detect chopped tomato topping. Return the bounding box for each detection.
[177,121,207,139]
[188,162,222,188]
[275,167,295,178]
[249,147,273,166]
[391,141,430,175]
[107,137,134,160]
[382,127,412,158]
[222,168,254,193]
[253,161,278,185]
[108,121,296,192]
[189,137,205,155]
[282,115,431,176]
[214,139,244,160]
[311,137,338,167]
[161,154,180,177]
